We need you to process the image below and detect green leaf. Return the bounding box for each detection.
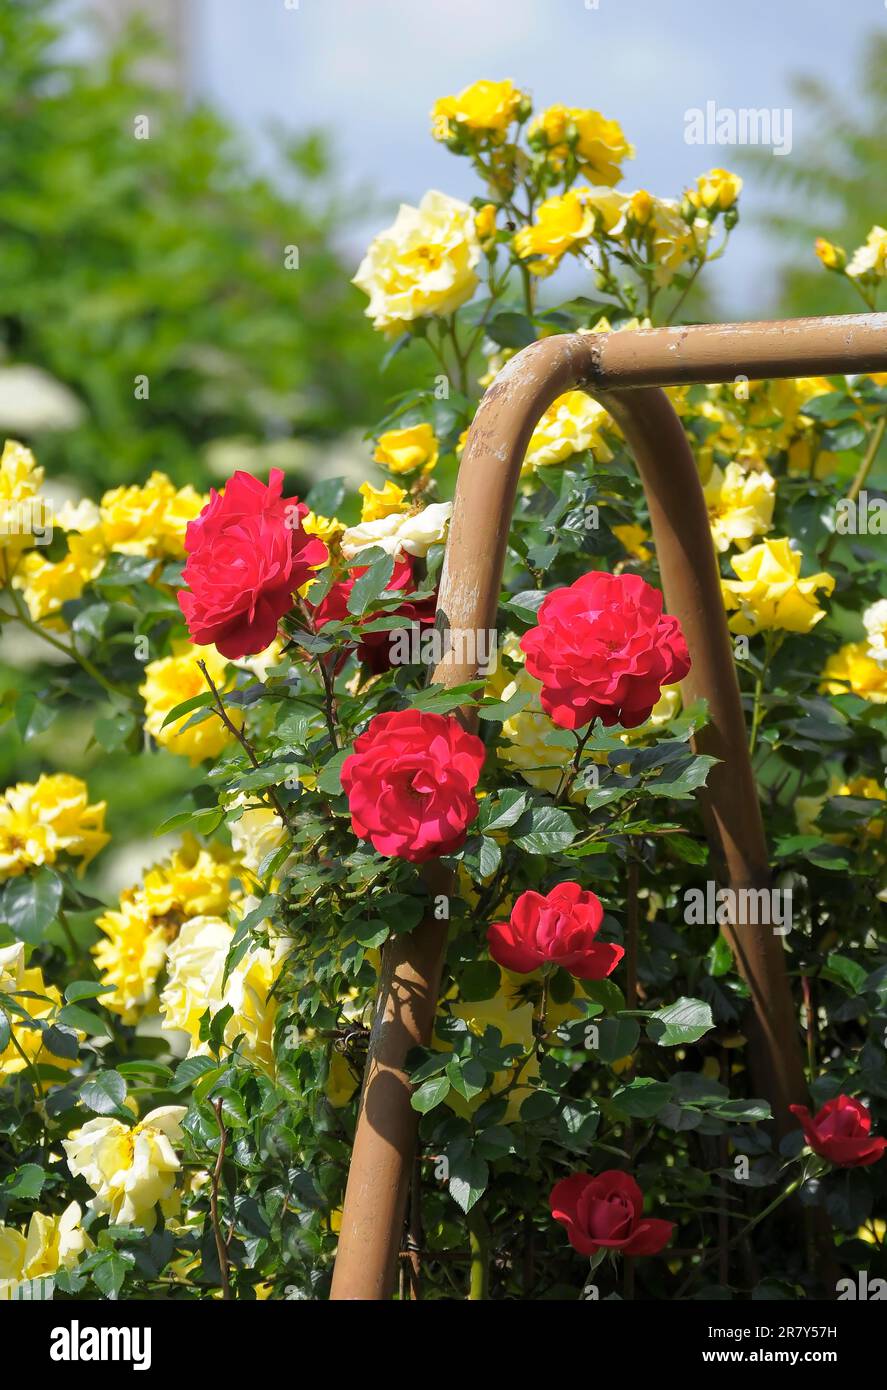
[64,981,116,1004]
[458,960,502,1002]
[448,1152,489,1213]
[347,551,395,616]
[94,709,137,751]
[159,691,215,730]
[170,1055,221,1093]
[411,1075,450,1113]
[447,1057,487,1102]
[1,869,62,944]
[647,997,714,1046]
[513,806,576,854]
[80,1070,128,1115]
[58,1004,109,1036]
[3,1162,46,1199]
[154,806,225,837]
[520,1089,559,1122]
[42,1025,79,1061]
[476,790,528,833]
[316,749,349,795]
[486,311,536,350]
[610,1077,673,1118]
[584,1016,640,1062]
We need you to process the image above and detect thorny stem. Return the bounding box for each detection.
[197,659,294,832]
[556,725,595,803]
[315,656,340,751]
[821,412,886,564]
[675,1166,808,1298]
[211,1098,232,1300]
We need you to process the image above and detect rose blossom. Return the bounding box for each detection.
[520,571,690,730]
[178,469,327,659]
[341,709,485,861]
[550,1170,674,1257]
[487,882,623,980]
[789,1095,887,1168]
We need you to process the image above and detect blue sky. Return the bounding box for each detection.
[145,1,887,314]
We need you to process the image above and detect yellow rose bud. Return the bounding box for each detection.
[814,236,847,271]
[475,202,498,248]
[373,422,439,476]
[690,168,742,213]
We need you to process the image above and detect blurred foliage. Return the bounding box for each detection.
[745,31,887,317]
[0,0,417,490]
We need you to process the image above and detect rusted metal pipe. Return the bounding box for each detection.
[330,314,887,1301]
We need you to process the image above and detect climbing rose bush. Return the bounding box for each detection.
[0,75,885,1303]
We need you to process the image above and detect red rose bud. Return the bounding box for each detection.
[520,571,690,730]
[178,469,328,659]
[789,1095,887,1168]
[312,556,437,674]
[487,881,622,980]
[550,1170,674,1257]
[341,709,485,862]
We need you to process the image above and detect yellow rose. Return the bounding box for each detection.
[63,1106,187,1229]
[0,773,109,881]
[431,79,525,143]
[513,188,597,275]
[721,538,834,636]
[523,390,613,470]
[0,942,83,1080]
[820,642,887,704]
[528,106,634,185]
[14,525,107,625]
[704,462,775,552]
[0,439,46,573]
[140,642,239,765]
[846,225,887,281]
[100,472,206,559]
[475,202,497,248]
[815,237,846,271]
[302,511,343,545]
[353,190,481,334]
[648,198,710,287]
[358,480,408,523]
[373,423,439,476]
[688,168,742,212]
[0,1202,91,1299]
[325,1050,360,1108]
[160,915,279,1074]
[94,835,235,1022]
[612,523,652,563]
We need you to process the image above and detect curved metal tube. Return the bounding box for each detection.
[331,315,887,1300]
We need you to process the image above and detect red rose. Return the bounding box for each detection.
[312,556,437,675]
[487,882,623,980]
[178,469,327,659]
[550,1170,674,1257]
[341,708,484,862]
[789,1095,887,1168]
[520,571,690,730]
